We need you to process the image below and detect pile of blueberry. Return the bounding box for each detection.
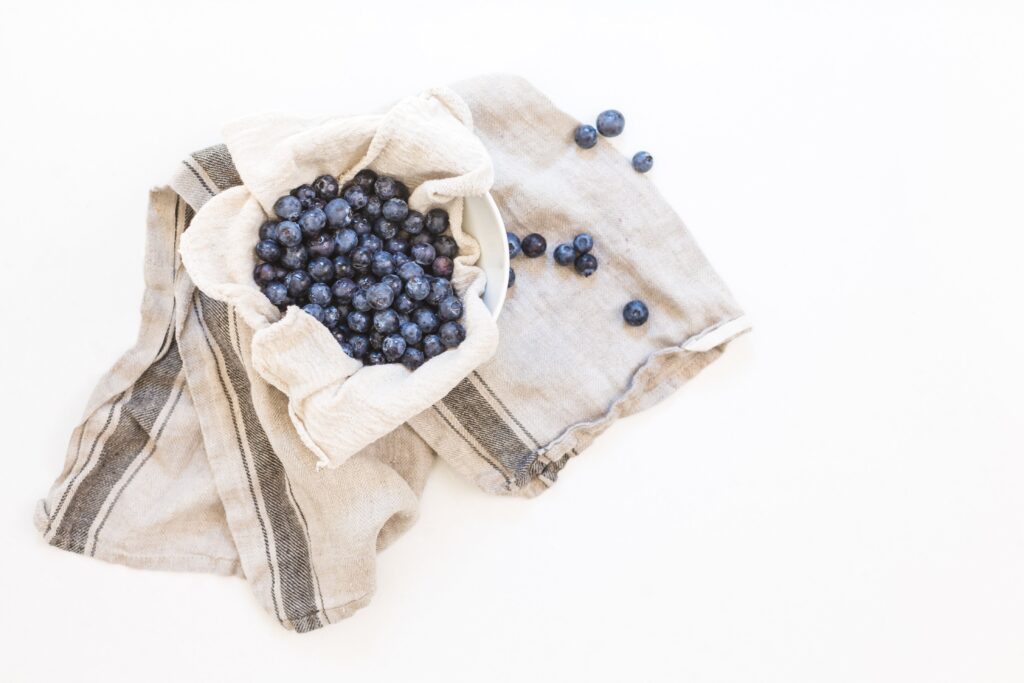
[252,169,466,369]
[574,109,654,174]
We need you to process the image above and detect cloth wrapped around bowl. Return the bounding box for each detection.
[179,88,499,469]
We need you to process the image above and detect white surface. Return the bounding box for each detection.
[1,1,1022,681]
[463,193,509,316]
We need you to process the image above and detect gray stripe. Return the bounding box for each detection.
[200,294,322,632]
[192,144,243,192]
[50,344,183,554]
[182,160,215,197]
[431,404,511,489]
[442,379,536,486]
[472,371,541,448]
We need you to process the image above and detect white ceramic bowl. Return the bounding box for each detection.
[462,193,508,318]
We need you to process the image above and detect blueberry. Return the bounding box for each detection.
[350,215,372,236]
[363,195,382,219]
[274,265,289,280]
[574,252,598,277]
[414,308,440,334]
[263,281,288,306]
[351,289,372,312]
[596,109,625,137]
[281,245,309,270]
[339,341,354,357]
[373,176,399,200]
[432,256,454,279]
[393,252,411,268]
[292,184,318,209]
[397,260,424,281]
[347,310,370,334]
[324,198,352,228]
[373,218,398,240]
[422,334,444,358]
[521,233,547,257]
[366,351,385,366]
[508,267,515,288]
[254,262,277,284]
[342,185,369,210]
[303,303,325,323]
[434,235,458,259]
[394,292,416,314]
[402,210,424,235]
[382,334,407,362]
[411,242,436,266]
[623,299,649,326]
[405,275,430,301]
[273,195,302,221]
[401,347,425,370]
[348,334,369,358]
[256,239,282,263]
[331,277,358,303]
[309,282,332,306]
[425,208,449,235]
[409,232,433,246]
[350,246,373,272]
[366,282,395,310]
[573,233,594,254]
[307,232,335,259]
[426,277,452,306]
[371,250,395,277]
[373,309,400,334]
[277,221,302,247]
[357,274,376,290]
[312,174,339,200]
[437,295,463,321]
[386,237,409,255]
[553,243,576,265]
[400,320,423,346]
[574,124,599,149]
[323,306,341,329]
[438,321,466,348]
[381,273,403,296]
[298,207,327,236]
[369,330,385,350]
[307,256,334,282]
[507,233,522,258]
[259,221,280,241]
[382,198,409,222]
[631,151,654,173]
[333,255,354,279]
[351,168,377,191]
[360,234,383,253]
[334,228,359,254]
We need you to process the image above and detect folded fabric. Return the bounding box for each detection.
[36,74,749,633]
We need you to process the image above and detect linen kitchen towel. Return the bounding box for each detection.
[36,74,749,632]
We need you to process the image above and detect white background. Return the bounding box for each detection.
[2,1,1023,681]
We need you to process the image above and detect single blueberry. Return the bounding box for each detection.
[411,242,436,266]
[373,218,398,240]
[366,351,385,366]
[623,299,649,326]
[342,185,369,210]
[292,184,318,209]
[374,176,400,200]
[596,109,625,137]
[348,334,369,359]
[363,195,382,219]
[273,194,302,221]
[332,277,358,303]
[366,282,395,310]
[357,275,376,290]
[351,289,372,312]
[309,282,332,306]
[426,277,453,306]
[508,267,515,288]
[507,232,522,259]
[382,198,409,222]
[422,334,444,358]
[253,262,277,284]
[340,341,354,357]
[402,211,424,235]
[382,334,407,362]
[381,273,403,297]
[432,256,454,279]
[259,221,280,241]
[397,261,425,281]
[373,309,400,335]
[323,306,341,329]
[405,275,430,301]
[386,238,409,255]
[574,252,598,277]
[347,310,370,334]
[400,320,423,346]
[439,321,466,349]
[333,255,354,279]
[307,256,334,282]
[521,233,547,257]
[351,168,377,191]
[434,235,458,259]
[401,347,425,370]
[306,231,335,258]
[277,221,302,247]
[324,198,352,228]
[303,303,325,323]
[350,215,372,236]
[350,246,373,272]
[263,281,288,306]
[437,296,464,321]
[414,308,440,334]
[631,151,654,173]
[371,250,396,277]
[394,293,416,314]
[312,174,339,200]
[334,228,359,254]
[425,208,449,236]
[284,269,311,297]
[281,245,309,270]
[298,207,327,236]
[255,239,282,263]
[573,233,594,254]
[393,252,411,268]
[553,243,576,265]
[360,234,383,253]
[574,124,599,149]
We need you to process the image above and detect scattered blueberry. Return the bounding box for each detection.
[553,243,576,266]
[521,233,547,257]
[596,110,625,137]
[508,268,515,288]
[273,195,302,221]
[574,124,598,149]
[575,252,598,277]
[507,233,522,258]
[623,300,649,326]
[573,233,594,254]
[631,151,653,173]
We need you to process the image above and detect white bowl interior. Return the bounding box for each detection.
[462,193,508,318]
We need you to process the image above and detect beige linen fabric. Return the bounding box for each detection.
[180,88,498,469]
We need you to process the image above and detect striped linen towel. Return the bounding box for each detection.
[36,74,749,632]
